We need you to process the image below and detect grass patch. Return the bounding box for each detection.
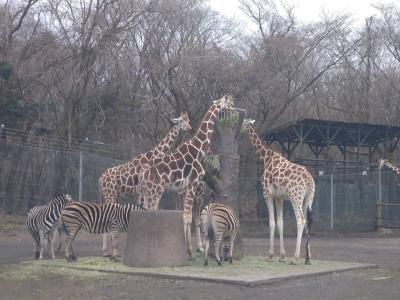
[219,112,240,131]
[0,261,107,281]
[0,215,25,233]
[21,253,369,279]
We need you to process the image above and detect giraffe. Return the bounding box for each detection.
[242,119,315,264]
[139,95,234,258]
[379,159,400,176]
[99,112,192,256]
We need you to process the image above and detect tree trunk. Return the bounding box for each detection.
[209,109,245,258]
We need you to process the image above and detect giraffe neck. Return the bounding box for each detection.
[181,103,221,160]
[385,161,400,176]
[148,125,181,159]
[245,125,277,164]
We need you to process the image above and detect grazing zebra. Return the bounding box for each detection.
[61,202,145,262]
[200,203,240,266]
[26,194,73,259]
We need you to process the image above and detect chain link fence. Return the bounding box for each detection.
[1,126,399,234]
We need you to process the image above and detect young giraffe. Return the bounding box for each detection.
[140,95,234,258]
[379,159,400,176]
[99,112,192,256]
[242,119,315,265]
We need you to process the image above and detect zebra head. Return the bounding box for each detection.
[64,194,73,203]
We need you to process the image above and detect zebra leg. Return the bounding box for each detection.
[229,230,238,264]
[64,226,80,262]
[110,231,120,262]
[48,229,56,259]
[29,230,40,259]
[102,233,111,257]
[214,232,223,266]
[39,230,47,259]
[56,224,63,253]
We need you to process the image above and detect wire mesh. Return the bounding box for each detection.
[1,126,400,233]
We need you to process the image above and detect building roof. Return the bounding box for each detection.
[265,118,400,149]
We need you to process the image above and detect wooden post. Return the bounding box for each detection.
[376,165,382,228]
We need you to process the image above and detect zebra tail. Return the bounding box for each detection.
[207,214,214,241]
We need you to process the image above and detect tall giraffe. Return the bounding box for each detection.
[140,95,234,258]
[99,112,191,256]
[242,119,315,264]
[379,159,400,176]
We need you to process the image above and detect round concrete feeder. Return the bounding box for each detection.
[123,210,188,268]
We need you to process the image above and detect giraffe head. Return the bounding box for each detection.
[213,95,234,110]
[242,119,256,132]
[378,158,387,169]
[172,111,192,131]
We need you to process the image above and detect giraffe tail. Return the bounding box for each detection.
[306,207,313,231]
[305,206,313,264]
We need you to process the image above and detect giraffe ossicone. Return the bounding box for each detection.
[242,118,315,265]
[139,95,235,258]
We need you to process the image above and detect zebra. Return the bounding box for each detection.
[26,194,73,259]
[200,202,240,266]
[61,202,145,262]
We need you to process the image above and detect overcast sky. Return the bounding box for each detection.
[209,0,394,26]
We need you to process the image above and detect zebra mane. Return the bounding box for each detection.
[48,194,72,207]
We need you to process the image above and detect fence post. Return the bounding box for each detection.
[376,166,382,228]
[0,124,4,145]
[330,172,334,231]
[79,138,88,202]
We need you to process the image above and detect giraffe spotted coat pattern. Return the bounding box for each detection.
[379,159,400,176]
[139,95,234,258]
[242,119,315,265]
[98,112,191,256]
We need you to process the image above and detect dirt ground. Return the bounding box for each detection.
[1,226,400,300]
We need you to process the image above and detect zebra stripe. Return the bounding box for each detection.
[61,202,145,262]
[200,203,240,266]
[26,194,73,259]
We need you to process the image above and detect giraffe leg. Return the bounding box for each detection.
[183,187,196,259]
[194,193,204,252]
[264,187,275,262]
[275,198,286,262]
[290,196,306,265]
[195,216,204,252]
[204,233,210,266]
[194,183,205,252]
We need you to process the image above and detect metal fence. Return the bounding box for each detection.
[244,166,400,235]
[1,126,400,234]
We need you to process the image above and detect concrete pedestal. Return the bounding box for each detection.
[123,210,188,268]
